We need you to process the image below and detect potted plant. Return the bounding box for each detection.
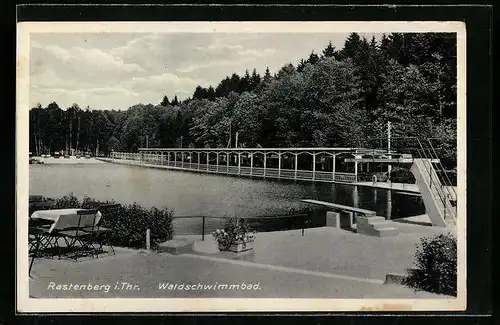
[212,218,255,253]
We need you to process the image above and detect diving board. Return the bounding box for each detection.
[300,199,376,216]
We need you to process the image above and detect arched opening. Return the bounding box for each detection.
[280,152,296,170]
[252,152,265,168]
[297,152,314,171]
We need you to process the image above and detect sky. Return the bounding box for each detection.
[30,32,377,111]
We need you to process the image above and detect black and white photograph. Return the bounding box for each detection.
[17,21,466,312]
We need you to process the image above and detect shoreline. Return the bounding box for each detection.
[31,156,106,165]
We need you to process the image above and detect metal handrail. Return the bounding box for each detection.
[413,140,455,222]
[424,140,457,221]
[426,139,457,197]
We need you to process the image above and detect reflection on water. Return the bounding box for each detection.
[29,164,424,233]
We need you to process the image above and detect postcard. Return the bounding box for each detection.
[17,21,466,312]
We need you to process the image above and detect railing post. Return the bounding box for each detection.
[354,160,358,183]
[332,153,336,182]
[197,152,200,170]
[206,152,209,171]
[278,153,282,178]
[263,152,267,177]
[238,152,241,175]
[181,151,184,168]
[226,152,229,174]
[216,152,219,173]
[294,153,298,180]
[202,216,205,241]
[173,151,176,166]
[312,153,316,180]
[250,153,253,175]
[189,152,192,169]
[429,162,433,188]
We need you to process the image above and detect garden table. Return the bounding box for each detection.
[30,208,102,233]
[29,209,103,273]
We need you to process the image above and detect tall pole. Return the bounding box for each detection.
[387,121,392,175]
[235,131,239,149]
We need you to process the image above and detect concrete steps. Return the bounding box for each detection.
[355,216,399,237]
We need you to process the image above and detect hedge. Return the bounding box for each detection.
[29,193,173,249]
[403,233,457,296]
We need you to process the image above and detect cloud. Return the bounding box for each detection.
[237,48,276,58]
[122,72,202,93]
[73,47,145,73]
[29,32,369,110]
[195,44,244,53]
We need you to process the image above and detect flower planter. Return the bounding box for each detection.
[228,240,254,253]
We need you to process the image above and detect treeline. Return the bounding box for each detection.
[29,32,457,167]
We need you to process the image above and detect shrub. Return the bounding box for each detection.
[30,194,173,249]
[53,193,80,209]
[213,218,255,251]
[403,233,457,296]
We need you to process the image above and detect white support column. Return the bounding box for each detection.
[167,152,170,165]
[174,152,176,165]
[263,152,267,177]
[181,152,184,168]
[238,153,241,175]
[160,152,164,165]
[189,152,192,169]
[312,153,316,180]
[216,152,219,173]
[197,152,200,170]
[226,152,229,173]
[294,153,298,180]
[206,152,209,170]
[354,160,358,183]
[278,153,282,178]
[332,153,336,182]
[250,153,254,175]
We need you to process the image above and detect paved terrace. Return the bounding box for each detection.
[29,216,451,299]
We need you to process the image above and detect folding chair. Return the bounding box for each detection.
[82,204,120,257]
[51,209,99,261]
[29,216,55,276]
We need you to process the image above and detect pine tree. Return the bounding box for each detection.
[193,86,206,100]
[207,86,216,101]
[339,32,362,60]
[171,95,179,106]
[322,41,337,58]
[160,95,170,106]
[238,70,251,93]
[250,68,261,90]
[297,58,307,72]
[263,67,272,83]
[307,51,320,65]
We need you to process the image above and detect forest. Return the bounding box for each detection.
[29,32,457,168]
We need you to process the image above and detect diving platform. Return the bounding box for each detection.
[300,199,376,216]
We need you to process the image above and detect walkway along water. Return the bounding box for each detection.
[109,147,405,184]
